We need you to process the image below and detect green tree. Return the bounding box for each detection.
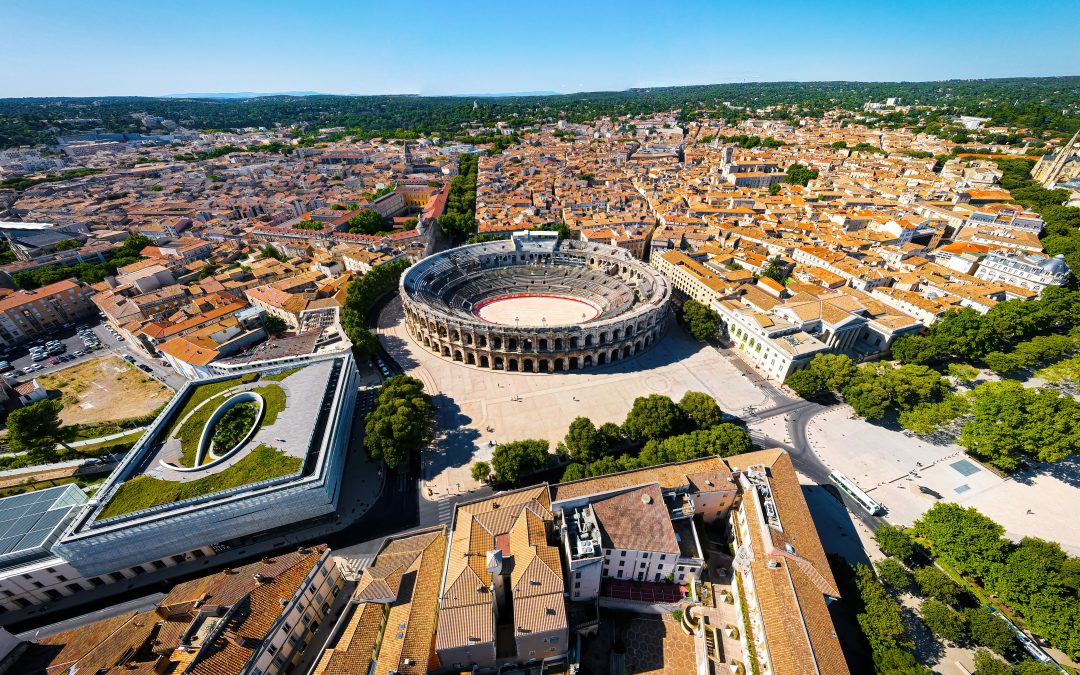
[531,222,571,240]
[471,461,491,483]
[853,563,912,653]
[785,353,858,398]
[679,300,720,341]
[363,375,435,469]
[875,558,913,591]
[784,162,819,186]
[117,233,153,257]
[678,391,724,430]
[491,439,550,484]
[263,314,287,337]
[972,648,1012,675]
[913,566,963,606]
[875,524,915,560]
[873,648,932,674]
[560,462,587,482]
[915,503,1008,580]
[6,400,79,463]
[53,239,81,251]
[920,599,969,643]
[347,209,385,235]
[260,244,285,261]
[596,422,624,455]
[768,182,781,196]
[964,608,1015,655]
[564,416,602,463]
[622,394,687,443]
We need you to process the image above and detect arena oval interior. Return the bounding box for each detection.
[400,231,672,372]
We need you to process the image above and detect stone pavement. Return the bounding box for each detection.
[804,405,1080,555]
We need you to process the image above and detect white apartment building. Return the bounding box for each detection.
[974,251,1071,294]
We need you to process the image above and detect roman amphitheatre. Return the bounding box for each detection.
[400,230,672,372]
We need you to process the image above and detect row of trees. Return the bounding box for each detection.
[877,504,1080,660]
[470,392,751,487]
[786,352,1080,470]
[363,375,435,470]
[339,258,410,358]
[890,287,1080,368]
[786,353,949,420]
[558,392,751,482]
[872,524,1066,674]
[437,153,478,239]
[981,328,1080,375]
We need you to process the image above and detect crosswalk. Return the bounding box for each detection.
[338,554,374,579]
[748,430,768,447]
[436,498,456,525]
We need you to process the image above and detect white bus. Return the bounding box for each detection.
[828,470,884,516]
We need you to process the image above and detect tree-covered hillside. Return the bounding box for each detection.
[1,76,1078,148]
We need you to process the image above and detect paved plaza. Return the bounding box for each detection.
[804,406,1080,555]
[378,298,770,497]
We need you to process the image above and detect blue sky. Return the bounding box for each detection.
[2,0,1078,97]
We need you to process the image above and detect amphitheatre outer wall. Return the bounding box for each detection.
[400,233,672,373]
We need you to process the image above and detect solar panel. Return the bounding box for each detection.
[0,484,87,558]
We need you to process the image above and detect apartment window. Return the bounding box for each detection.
[618,561,625,568]
[171,555,186,564]
[655,573,662,582]
[659,554,666,561]
[31,582,43,589]
[65,583,82,594]
[45,589,62,601]
[574,582,580,589]
[14,598,30,609]
[677,565,685,571]
[267,644,277,655]
[131,566,146,575]
[641,552,649,559]
[620,551,626,557]
[87,577,104,588]
[574,572,581,580]
[617,570,623,578]
[2,590,12,598]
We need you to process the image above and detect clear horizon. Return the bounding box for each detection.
[2,0,1079,98]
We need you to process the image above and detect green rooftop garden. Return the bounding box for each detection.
[98,444,302,520]
[169,378,286,467]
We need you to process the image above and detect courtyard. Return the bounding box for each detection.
[378,298,771,497]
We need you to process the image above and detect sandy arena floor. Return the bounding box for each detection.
[473,294,601,326]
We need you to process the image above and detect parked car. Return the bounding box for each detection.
[0,361,11,372]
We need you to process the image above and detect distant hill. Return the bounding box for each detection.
[162,91,326,99]
[451,91,561,98]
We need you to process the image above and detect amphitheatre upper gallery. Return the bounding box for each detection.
[400,231,672,372]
